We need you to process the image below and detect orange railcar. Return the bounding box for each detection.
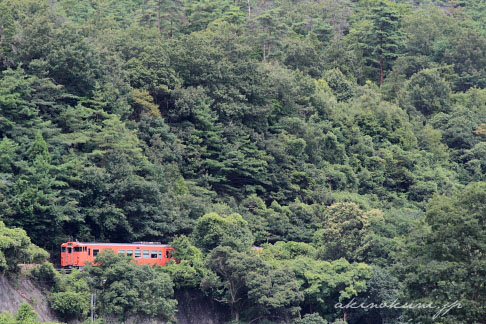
[60,242,174,268]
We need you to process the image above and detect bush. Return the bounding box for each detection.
[50,290,90,321]
[0,312,16,324]
[293,313,328,324]
[16,303,38,322]
[48,270,91,321]
[0,303,62,324]
[80,319,104,324]
[29,262,59,287]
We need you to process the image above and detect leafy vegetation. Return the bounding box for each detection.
[84,251,177,322]
[0,0,485,323]
[0,303,60,324]
[0,221,48,273]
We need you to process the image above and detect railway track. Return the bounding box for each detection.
[54,267,73,274]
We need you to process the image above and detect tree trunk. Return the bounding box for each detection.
[157,0,161,36]
[284,313,290,323]
[268,30,272,57]
[379,55,384,86]
[247,0,251,18]
[0,26,3,66]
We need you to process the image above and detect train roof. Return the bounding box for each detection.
[61,242,172,247]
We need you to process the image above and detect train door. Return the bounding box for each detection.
[67,247,73,265]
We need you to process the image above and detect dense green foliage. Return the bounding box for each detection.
[1,0,485,323]
[83,251,177,322]
[0,303,60,324]
[28,252,178,323]
[0,220,48,273]
[397,182,486,324]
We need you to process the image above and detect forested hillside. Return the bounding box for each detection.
[0,0,485,323]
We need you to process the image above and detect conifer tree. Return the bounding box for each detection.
[349,0,403,85]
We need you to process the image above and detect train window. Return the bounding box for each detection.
[135,250,141,258]
[158,251,163,259]
[151,251,157,258]
[127,250,133,257]
[118,250,125,254]
[88,249,90,256]
[61,247,66,252]
[74,247,82,252]
[93,249,99,256]
[166,250,170,258]
[143,250,149,258]
[67,247,72,253]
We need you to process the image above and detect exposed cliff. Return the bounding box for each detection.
[175,289,230,324]
[0,274,58,322]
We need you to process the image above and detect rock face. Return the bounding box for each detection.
[175,289,230,324]
[0,274,58,322]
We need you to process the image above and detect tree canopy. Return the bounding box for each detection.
[1,0,485,323]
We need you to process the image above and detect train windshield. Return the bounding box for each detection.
[61,247,66,252]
